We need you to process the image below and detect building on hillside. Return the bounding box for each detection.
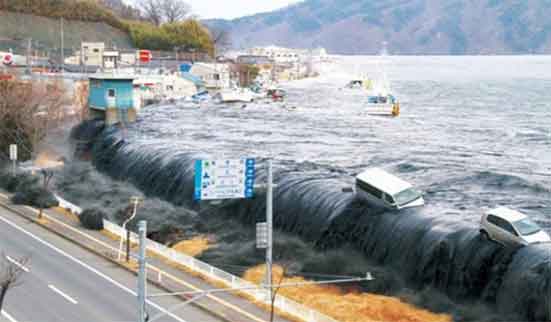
[189,63,231,89]
[88,75,136,126]
[120,51,137,66]
[81,42,105,66]
[175,49,211,62]
[103,51,120,69]
[66,43,137,69]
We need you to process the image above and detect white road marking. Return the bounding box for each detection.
[1,310,18,322]
[48,284,78,304]
[5,256,29,273]
[0,198,268,322]
[0,213,189,322]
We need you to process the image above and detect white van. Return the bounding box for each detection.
[355,168,424,210]
[480,207,550,246]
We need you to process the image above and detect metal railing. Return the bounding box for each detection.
[56,196,338,322]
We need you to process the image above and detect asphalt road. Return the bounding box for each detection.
[0,207,223,322]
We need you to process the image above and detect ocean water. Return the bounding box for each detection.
[130,55,551,227]
[69,56,551,321]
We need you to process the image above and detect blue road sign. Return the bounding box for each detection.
[194,158,256,201]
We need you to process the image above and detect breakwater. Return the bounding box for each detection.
[74,121,550,321]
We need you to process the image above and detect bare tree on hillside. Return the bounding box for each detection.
[0,254,29,312]
[0,78,68,161]
[161,0,191,23]
[137,0,163,25]
[138,0,191,26]
[99,0,140,19]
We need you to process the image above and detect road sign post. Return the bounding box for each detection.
[9,144,17,176]
[265,159,273,303]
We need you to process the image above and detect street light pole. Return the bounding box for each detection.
[118,197,140,261]
[138,220,147,322]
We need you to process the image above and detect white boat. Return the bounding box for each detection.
[366,93,400,117]
[365,45,400,117]
[214,88,255,103]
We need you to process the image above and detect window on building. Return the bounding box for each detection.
[107,88,116,98]
[93,48,100,53]
[214,74,220,80]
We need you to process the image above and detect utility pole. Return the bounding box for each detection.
[265,159,273,302]
[60,17,64,75]
[138,220,147,322]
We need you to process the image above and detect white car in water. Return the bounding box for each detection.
[355,168,424,210]
[480,207,550,246]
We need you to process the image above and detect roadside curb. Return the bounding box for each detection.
[0,199,235,322]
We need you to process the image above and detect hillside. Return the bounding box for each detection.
[206,0,551,55]
[0,11,133,53]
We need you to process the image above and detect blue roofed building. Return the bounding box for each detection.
[88,75,137,126]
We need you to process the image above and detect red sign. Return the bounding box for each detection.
[139,50,152,63]
[2,53,13,66]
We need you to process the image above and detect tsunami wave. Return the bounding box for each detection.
[74,120,551,321]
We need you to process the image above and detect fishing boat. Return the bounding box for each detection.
[365,44,400,117]
[366,92,400,117]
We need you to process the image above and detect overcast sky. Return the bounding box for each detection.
[127,0,302,20]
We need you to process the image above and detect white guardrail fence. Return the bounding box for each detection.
[56,196,338,322]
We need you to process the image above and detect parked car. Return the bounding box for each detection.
[355,168,424,210]
[480,207,550,246]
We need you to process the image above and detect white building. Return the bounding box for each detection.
[102,51,119,69]
[248,46,330,64]
[248,46,304,64]
[189,63,231,89]
[81,42,105,66]
[134,74,197,104]
[120,52,137,66]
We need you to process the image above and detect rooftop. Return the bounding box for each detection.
[486,207,526,222]
[356,168,413,195]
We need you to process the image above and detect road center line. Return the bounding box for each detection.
[0,211,189,322]
[5,256,30,273]
[48,284,78,304]
[1,310,19,322]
